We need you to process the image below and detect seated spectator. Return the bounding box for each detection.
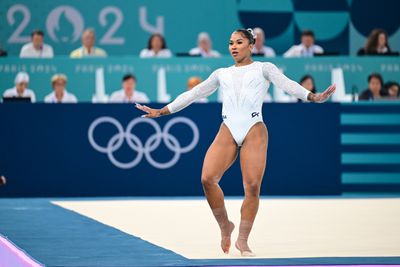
[359,73,384,101]
[357,29,394,56]
[3,72,36,102]
[252,27,275,57]
[383,81,400,99]
[110,74,149,103]
[20,30,54,58]
[140,33,172,58]
[189,32,221,58]
[284,30,324,57]
[70,28,107,58]
[44,74,77,103]
[298,75,317,102]
[187,76,208,103]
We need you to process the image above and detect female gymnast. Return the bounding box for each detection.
[136,29,336,256]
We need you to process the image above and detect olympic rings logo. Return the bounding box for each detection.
[88,116,199,169]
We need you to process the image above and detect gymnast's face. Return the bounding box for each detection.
[229,32,253,62]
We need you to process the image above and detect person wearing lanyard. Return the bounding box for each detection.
[283,30,324,57]
[19,30,54,58]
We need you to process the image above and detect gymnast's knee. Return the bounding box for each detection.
[201,173,220,189]
[244,182,261,198]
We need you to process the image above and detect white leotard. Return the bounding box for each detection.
[167,61,310,146]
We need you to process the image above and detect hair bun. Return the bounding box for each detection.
[246,28,257,40]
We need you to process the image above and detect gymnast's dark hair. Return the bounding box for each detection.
[234,28,256,45]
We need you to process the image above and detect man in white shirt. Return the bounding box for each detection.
[20,30,54,58]
[110,74,149,103]
[189,32,221,58]
[284,30,324,57]
[3,72,36,102]
[70,28,107,58]
[252,27,276,57]
[44,74,78,103]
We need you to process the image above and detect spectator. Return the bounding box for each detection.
[187,76,208,103]
[70,28,107,58]
[110,74,149,103]
[3,72,36,102]
[284,30,324,57]
[383,81,400,98]
[140,33,172,58]
[20,30,54,58]
[298,75,317,102]
[252,27,275,57]
[44,74,77,103]
[189,32,221,58]
[359,73,384,101]
[357,29,393,55]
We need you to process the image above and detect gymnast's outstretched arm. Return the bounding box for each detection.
[136,69,220,118]
[262,62,336,103]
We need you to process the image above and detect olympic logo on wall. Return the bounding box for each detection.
[88,116,199,169]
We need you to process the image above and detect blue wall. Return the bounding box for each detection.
[0,103,341,197]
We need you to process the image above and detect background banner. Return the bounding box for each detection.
[0,103,341,197]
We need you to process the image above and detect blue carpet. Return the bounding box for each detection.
[0,197,399,267]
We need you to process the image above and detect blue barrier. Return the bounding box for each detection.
[0,103,341,197]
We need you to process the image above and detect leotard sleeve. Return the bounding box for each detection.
[167,69,220,113]
[262,62,310,102]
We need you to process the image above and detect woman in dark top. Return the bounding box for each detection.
[359,73,384,100]
[357,29,394,56]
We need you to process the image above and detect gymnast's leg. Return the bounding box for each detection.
[236,122,268,256]
[201,123,238,254]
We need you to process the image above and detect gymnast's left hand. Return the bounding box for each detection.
[135,103,161,118]
[308,84,336,103]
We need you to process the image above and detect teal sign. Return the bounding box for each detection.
[1,57,399,102]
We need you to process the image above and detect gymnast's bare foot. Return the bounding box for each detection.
[221,221,235,254]
[235,239,255,257]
